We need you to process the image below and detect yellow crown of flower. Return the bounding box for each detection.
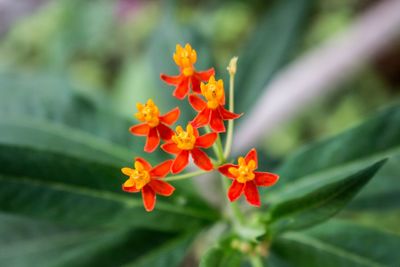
[172,124,196,150]
[173,44,197,76]
[135,99,160,127]
[229,157,256,183]
[201,76,225,109]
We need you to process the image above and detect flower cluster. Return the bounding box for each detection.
[121,43,279,211]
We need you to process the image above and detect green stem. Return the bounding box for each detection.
[224,71,235,159]
[215,135,225,163]
[220,174,245,225]
[205,126,221,161]
[164,170,208,182]
[250,256,264,267]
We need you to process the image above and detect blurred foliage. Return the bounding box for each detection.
[0,0,399,266]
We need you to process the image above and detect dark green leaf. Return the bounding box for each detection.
[346,155,400,211]
[0,119,131,166]
[235,0,313,113]
[123,232,194,267]
[0,144,218,230]
[268,104,400,201]
[266,160,386,234]
[199,246,242,267]
[0,213,194,267]
[271,219,400,267]
[0,71,163,159]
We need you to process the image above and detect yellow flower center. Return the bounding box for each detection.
[173,44,196,77]
[135,99,160,127]
[201,76,225,109]
[172,124,196,150]
[229,157,256,183]
[126,161,151,190]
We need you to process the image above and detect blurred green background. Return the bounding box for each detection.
[1,0,399,266]
[1,0,398,158]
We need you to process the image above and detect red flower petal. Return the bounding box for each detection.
[173,78,190,100]
[192,124,200,137]
[159,107,180,125]
[195,133,217,148]
[129,123,150,136]
[191,76,201,94]
[150,160,173,178]
[219,106,242,120]
[244,181,261,207]
[142,185,156,212]
[189,94,206,112]
[135,157,152,171]
[218,164,238,179]
[160,73,182,85]
[157,123,174,141]
[254,172,279,187]
[122,184,140,193]
[171,150,190,174]
[210,109,226,133]
[144,127,160,153]
[228,180,245,202]
[161,142,181,154]
[194,68,215,81]
[245,148,258,169]
[192,108,211,128]
[191,148,213,171]
[149,180,175,196]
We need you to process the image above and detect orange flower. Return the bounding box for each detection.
[161,44,214,100]
[122,158,175,212]
[130,99,180,152]
[161,124,217,174]
[190,76,241,132]
[218,149,279,207]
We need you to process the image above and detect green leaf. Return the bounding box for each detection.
[271,219,400,267]
[266,160,386,234]
[346,155,400,211]
[0,119,132,166]
[0,144,218,230]
[123,232,194,267]
[0,71,156,157]
[0,213,194,267]
[199,246,242,267]
[268,104,400,201]
[235,0,313,113]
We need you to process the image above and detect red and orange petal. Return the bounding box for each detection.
[160,68,215,100]
[218,149,279,207]
[122,158,175,212]
[191,148,213,171]
[171,150,190,174]
[227,180,261,207]
[141,181,175,212]
[150,160,173,178]
[169,149,213,174]
[142,185,156,211]
[189,95,241,133]
[244,149,258,168]
[254,172,280,187]
[130,108,179,153]
[159,107,180,125]
[195,132,217,148]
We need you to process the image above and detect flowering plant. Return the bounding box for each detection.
[122,44,279,213]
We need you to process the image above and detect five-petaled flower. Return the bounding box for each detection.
[218,149,279,207]
[122,158,175,212]
[161,123,217,174]
[190,76,241,132]
[130,99,180,152]
[161,44,215,100]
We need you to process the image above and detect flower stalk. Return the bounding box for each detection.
[224,56,238,159]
